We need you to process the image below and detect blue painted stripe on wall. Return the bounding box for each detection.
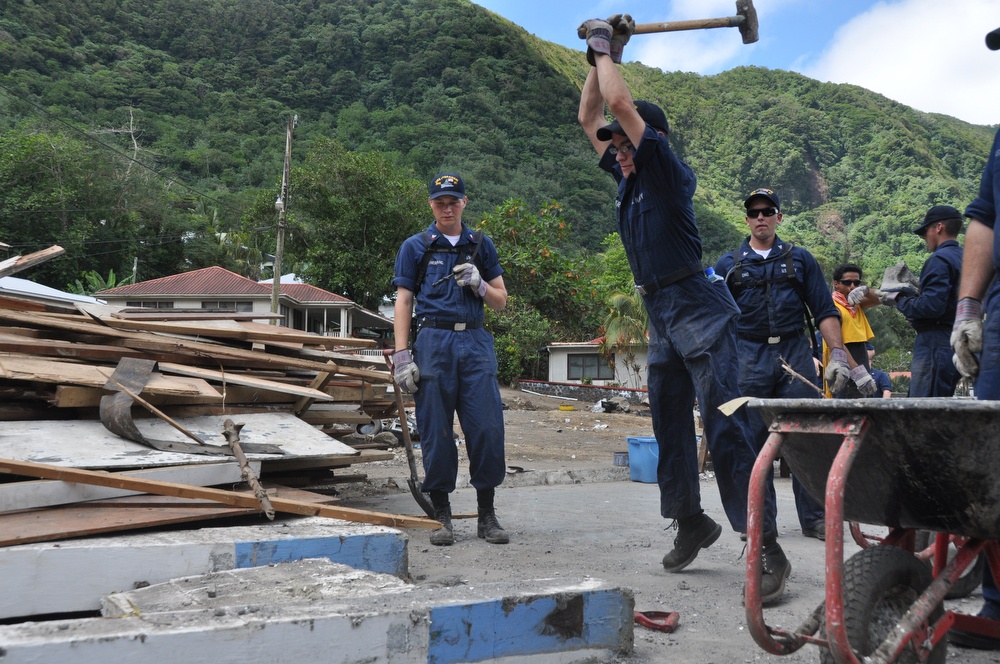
[426,589,629,663]
[233,535,406,576]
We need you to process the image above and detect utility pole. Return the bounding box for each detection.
[271,115,297,324]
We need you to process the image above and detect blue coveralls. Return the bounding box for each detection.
[392,224,506,493]
[600,126,772,535]
[893,239,962,397]
[715,238,838,532]
[871,369,892,396]
[964,126,1000,613]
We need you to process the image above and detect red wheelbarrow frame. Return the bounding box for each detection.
[743,411,1000,663]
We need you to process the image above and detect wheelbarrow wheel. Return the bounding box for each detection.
[820,546,945,664]
[914,529,985,600]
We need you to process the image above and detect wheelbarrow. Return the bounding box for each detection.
[743,397,1000,663]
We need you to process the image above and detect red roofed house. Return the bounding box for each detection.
[95,266,391,340]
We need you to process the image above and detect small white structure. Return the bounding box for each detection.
[546,338,648,389]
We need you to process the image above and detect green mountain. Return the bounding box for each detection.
[0,0,995,326]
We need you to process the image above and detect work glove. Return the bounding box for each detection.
[951,297,984,379]
[606,13,635,64]
[453,262,487,298]
[393,349,420,394]
[849,365,877,397]
[847,285,869,306]
[577,18,613,66]
[824,347,851,394]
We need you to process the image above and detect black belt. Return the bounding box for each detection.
[419,319,482,331]
[738,330,803,345]
[635,263,704,296]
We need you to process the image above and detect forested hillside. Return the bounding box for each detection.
[0,0,996,364]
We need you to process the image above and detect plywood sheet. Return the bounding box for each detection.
[0,413,357,469]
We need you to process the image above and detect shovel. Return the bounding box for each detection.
[384,352,436,518]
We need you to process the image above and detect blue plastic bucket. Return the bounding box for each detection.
[626,436,658,483]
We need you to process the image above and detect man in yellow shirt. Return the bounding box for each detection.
[822,264,878,397]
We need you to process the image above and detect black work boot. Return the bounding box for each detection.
[760,537,791,604]
[477,509,510,544]
[428,491,454,546]
[661,512,722,572]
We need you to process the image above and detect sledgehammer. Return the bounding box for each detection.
[634,0,759,44]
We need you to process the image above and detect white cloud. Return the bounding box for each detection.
[803,0,1000,125]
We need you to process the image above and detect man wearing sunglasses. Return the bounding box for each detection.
[823,264,878,397]
[715,188,853,547]
[577,17,789,603]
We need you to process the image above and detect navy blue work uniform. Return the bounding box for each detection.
[964,126,1000,613]
[893,239,962,397]
[392,223,506,494]
[715,237,838,532]
[600,126,771,535]
[871,368,892,396]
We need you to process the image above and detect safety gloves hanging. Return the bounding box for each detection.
[849,365,877,397]
[824,348,851,394]
[453,263,488,298]
[951,297,984,379]
[393,349,420,394]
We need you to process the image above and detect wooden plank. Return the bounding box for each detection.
[0,486,339,547]
[261,449,395,472]
[298,406,373,425]
[0,461,258,512]
[0,310,390,382]
[53,385,310,409]
[0,354,222,398]
[0,333,152,361]
[157,362,334,401]
[0,458,438,529]
[0,245,65,277]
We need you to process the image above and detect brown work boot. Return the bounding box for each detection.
[661,512,722,572]
[477,509,510,544]
[430,505,454,546]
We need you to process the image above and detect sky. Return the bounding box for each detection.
[471,0,1000,126]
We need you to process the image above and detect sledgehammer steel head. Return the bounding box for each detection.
[633,0,759,44]
[988,26,1000,50]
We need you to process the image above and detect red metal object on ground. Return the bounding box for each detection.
[633,610,679,633]
[743,398,1000,663]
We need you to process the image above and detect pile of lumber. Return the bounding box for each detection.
[0,283,436,545]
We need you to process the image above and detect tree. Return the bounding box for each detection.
[293,139,427,309]
[598,290,648,390]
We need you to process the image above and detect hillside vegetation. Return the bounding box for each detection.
[0,0,996,367]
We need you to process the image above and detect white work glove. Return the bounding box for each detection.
[453,262,487,298]
[824,347,851,394]
[951,297,984,379]
[875,289,899,305]
[849,365,877,397]
[847,285,869,306]
[393,349,420,394]
[606,13,634,64]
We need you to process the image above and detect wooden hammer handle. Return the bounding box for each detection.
[634,16,744,35]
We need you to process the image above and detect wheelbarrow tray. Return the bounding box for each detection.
[749,397,1000,540]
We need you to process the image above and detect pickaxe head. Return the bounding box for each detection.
[736,0,759,45]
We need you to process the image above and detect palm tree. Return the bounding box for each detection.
[598,290,649,389]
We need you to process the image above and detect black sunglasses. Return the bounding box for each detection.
[746,207,778,218]
[838,279,863,287]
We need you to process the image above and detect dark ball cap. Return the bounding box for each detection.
[744,187,780,210]
[987,26,1000,50]
[596,100,670,141]
[429,172,465,199]
[914,205,962,235]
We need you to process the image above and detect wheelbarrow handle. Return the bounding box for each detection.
[633,610,680,633]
